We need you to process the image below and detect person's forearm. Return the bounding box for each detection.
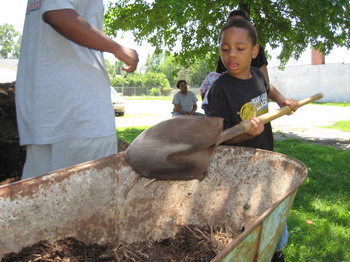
[174,105,188,115]
[177,110,188,115]
[268,84,287,107]
[191,105,197,114]
[223,118,264,144]
[43,9,138,72]
[223,134,254,144]
[43,9,119,54]
[179,110,189,115]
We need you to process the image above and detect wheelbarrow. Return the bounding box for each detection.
[0,146,307,261]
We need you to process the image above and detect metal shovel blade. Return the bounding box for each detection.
[125,116,224,180]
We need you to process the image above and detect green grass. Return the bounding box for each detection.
[116,126,150,144]
[321,120,350,133]
[117,126,350,262]
[275,139,350,262]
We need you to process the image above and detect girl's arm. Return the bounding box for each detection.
[268,84,298,112]
[224,117,265,144]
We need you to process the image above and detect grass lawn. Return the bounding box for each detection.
[117,126,350,261]
[275,139,350,262]
[321,120,350,133]
[117,126,149,144]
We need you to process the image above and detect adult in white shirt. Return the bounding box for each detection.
[16,0,139,179]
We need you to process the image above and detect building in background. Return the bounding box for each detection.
[0,59,17,83]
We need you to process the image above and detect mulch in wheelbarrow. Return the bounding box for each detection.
[2,225,238,262]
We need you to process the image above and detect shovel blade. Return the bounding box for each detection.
[125,116,223,180]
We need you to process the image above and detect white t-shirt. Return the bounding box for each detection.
[16,0,115,145]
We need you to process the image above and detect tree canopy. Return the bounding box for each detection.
[104,0,350,67]
[107,51,211,88]
[0,24,21,59]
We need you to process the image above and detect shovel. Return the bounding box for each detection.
[125,93,323,181]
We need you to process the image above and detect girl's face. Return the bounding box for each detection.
[219,26,259,79]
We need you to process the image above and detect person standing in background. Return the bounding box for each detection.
[199,72,221,116]
[16,0,139,180]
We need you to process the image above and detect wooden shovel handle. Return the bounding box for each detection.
[216,93,323,145]
[259,92,324,124]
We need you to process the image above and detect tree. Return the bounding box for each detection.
[104,0,350,66]
[143,72,170,88]
[144,51,211,87]
[105,59,125,77]
[144,52,164,73]
[105,59,117,79]
[159,54,180,87]
[114,60,125,75]
[189,59,212,87]
[0,24,21,59]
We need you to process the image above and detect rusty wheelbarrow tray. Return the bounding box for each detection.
[0,146,307,261]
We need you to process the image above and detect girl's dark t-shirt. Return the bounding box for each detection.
[208,67,274,151]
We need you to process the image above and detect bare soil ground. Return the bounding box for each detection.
[0,82,25,185]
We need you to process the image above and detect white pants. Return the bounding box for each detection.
[22,135,117,180]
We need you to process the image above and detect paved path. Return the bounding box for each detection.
[115,100,350,150]
[270,103,350,150]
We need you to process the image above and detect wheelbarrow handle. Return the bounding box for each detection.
[216,93,323,145]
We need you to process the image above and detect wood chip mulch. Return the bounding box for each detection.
[1,225,238,262]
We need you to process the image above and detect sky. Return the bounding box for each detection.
[1,1,349,67]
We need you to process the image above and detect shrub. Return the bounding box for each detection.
[149,88,161,96]
[161,87,173,96]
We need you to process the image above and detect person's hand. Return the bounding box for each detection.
[282,99,298,114]
[113,44,139,72]
[246,117,264,137]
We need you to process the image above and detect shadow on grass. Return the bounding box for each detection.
[274,131,350,151]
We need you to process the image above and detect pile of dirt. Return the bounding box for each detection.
[1,225,237,262]
[0,82,25,185]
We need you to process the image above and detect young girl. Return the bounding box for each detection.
[209,18,298,149]
[208,18,298,262]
